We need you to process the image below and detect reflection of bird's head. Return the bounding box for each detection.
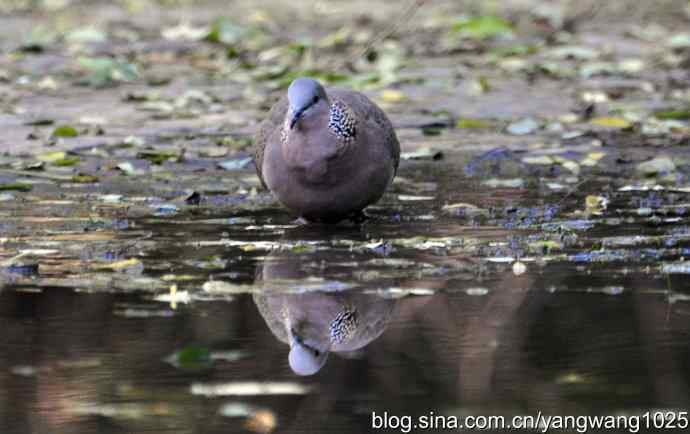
[288,326,330,376]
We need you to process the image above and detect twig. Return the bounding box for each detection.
[348,0,429,65]
[0,168,73,181]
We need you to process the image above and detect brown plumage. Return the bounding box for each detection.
[254,77,400,222]
[253,249,397,375]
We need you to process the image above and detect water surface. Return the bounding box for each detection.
[2,138,690,434]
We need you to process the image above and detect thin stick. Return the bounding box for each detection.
[349,0,428,64]
[0,168,73,181]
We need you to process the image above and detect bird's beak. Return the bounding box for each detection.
[289,108,305,129]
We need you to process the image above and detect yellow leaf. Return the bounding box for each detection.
[581,151,606,166]
[590,117,632,129]
[91,258,142,270]
[170,284,178,310]
[379,89,407,103]
[521,155,554,165]
[529,240,563,251]
[245,410,277,434]
[38,151,67,162]
[585,195,608,213]
[561,160,580,174]
[556,372,588,384]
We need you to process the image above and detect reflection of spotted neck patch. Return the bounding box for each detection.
[328,100,356,142]
[329,309,358,344]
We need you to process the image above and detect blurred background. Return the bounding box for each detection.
[2,1,690,434]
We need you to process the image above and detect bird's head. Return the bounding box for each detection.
[287,77,328,130]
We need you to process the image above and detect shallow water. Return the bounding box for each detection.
[1,136,690,434]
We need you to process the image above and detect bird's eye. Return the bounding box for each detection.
[313,350,320,357]
[313,95,319,103]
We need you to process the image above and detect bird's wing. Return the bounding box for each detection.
[254,96,289,189]
[330,89,400,174]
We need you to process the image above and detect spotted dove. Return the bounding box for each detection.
[254,77,400,222]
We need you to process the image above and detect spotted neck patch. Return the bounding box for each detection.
[328,99,356,142]
[329,309,358,344]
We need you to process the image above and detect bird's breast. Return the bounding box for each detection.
[283,134,345,185]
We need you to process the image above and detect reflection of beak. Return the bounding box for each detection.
[290,328,306,347]
[289,108,305,129]
[289,329,320,353]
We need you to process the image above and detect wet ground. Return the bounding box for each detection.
[2,0,690,433]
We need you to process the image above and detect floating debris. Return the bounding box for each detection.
[190,382,312,397]
[164,345,212,369]
[154,285,190,308]
[465,287,490,296]
[506,118,539,135]
[91,258,143,273]
[10,365,38,376]
[218,157,253,171]
[482,178,525,188]
[662,262,690,274]
[113,308,175,318]
[203,281,256,294]
[397,195,435,201]
[601,286,624,295]
[636,156,676,177]
[512,261,527,275]
[400,147,443,161]
[245,409,278,434]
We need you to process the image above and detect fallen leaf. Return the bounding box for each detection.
[590,117,632,129]
[190,382,312,396]
[400,147,443,160]
[245,410,277,434]
[218,157,253,170]
[507,118,539,135]
[379,89,407,103]
[51,125,79,137]
[397,195,435,201]
[654,109,690,120]
[0,183,32,192]
[456,118,491,128]
[636,155,676,176]
[71,174,99,183]
[91,258,143,271]
[452,15,514,39]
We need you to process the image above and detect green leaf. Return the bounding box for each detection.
[275,69,348,88]
[457,118,491,128]
[78,57,139,87]
[0,183,32,192]
[137,150,179,165]
[66,27,107,44]
[52,125,79,137]
[205,17,247,45]
[489,44,538,57]
[166,346,212,369]
[452,16,514,39]
[654,109,690,120]
[71,174,99,183]
[53,157,80,167]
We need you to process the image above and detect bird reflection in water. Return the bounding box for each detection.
[253,250,397,376]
